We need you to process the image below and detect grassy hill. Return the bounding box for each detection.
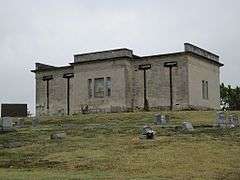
[0,111,240,179]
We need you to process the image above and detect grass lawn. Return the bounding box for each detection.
[0,111,240,179]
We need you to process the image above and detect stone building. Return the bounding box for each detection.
[31,43,224,116]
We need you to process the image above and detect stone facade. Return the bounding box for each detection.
[31,43,224,116]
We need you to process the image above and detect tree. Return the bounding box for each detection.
[220,83,240,110]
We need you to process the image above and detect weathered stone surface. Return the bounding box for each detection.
[110,106,122,113]
[182,122,194,131]
[0,117,13,131]
[33,44,222,116]
[228,114,239,127]
[50,132,66,140]
[184,43,219,62]
[74,48,133,63]
[216,112,239,128]
[188,55,221,110]
[216,112,225,126]
[142,126,155,139]
[155,114,169,125]
[32,117,40,127]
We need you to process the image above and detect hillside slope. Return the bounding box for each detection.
[0,111,240,179]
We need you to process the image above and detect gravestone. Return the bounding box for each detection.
[155,114,169,125]
[216,112,226,127]
[227,114,239,128]
[142,126,155,139]
[50,132,66,140]
[182,122,194,131]
[32,117,40,127]
[232,115,239,127]
[0,117,13,131]
[165,115,170,123]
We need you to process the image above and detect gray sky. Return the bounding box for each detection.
[0,0,240,114]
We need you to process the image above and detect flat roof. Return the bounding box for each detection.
[74,48,133,57]
[31,65,72,73]
[31,43,224,73]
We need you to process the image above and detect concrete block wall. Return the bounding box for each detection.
[74,49,133,63]
[72,59,130,113]
[132,54,189,110]
[187,55,220,109]
[33,46,222,115]
[35,67,74,116]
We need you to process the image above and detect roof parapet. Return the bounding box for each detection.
[184,43,219,62]
[74,48,133,63]
[35,63,56,70]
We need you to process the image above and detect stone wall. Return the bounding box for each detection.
[33,47,222,115]
[74,49,133,63]
[132,54,189,110]
[184,43,219,62]
[187,55,220,109]
[72,59,131,113]
[35,67,73,116]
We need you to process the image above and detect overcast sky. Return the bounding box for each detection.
[0,0,239,114]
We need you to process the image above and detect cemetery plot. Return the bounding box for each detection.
[0,111,240,179]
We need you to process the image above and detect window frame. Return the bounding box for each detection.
[88,79,93,98]
[105,77,111,97]
[94,77,105,98]
[202,80,209,100]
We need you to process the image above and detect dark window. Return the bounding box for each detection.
[106,77,111,97]
[94,78,104,98]
[202,80,209,100]
[205,81,208,99]
[88,79,93,98]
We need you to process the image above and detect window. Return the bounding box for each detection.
[202,80,209,99]
[94,78,104,98]
[106,77,111,97]
[88,79,92,98]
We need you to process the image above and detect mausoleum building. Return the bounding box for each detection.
[31,43,224,116]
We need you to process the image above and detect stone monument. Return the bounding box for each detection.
[216,112,226,127]
[155,114,169,125]
[0,117,13,132]
[182,122,194,131]
[142,125,155,139]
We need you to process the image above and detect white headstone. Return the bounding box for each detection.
[182,122,194,131]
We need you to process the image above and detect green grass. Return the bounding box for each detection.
[1,111,240,179]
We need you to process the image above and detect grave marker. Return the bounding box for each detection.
[32,117,39,127]
[0,117,13,132]
[227,114,239,128]
[155,114,169,125]
[216,112,226,127]
[142,126,155,139]
[182,122,194,131]
[50,132,66,140]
